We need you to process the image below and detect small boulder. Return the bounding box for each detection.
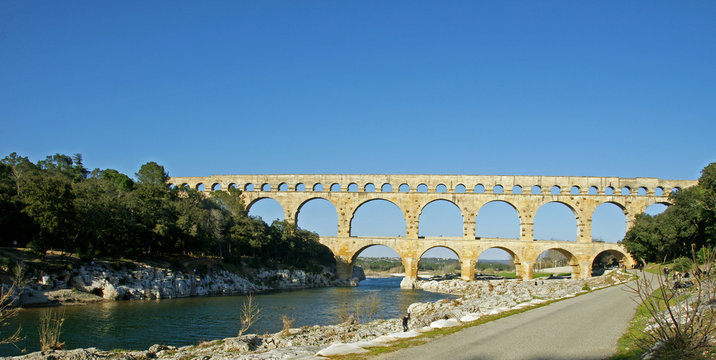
[222,337,251,352]
[429,318,461,328]
[316,343,368,356]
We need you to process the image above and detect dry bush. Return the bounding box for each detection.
[39,310,64,351]
[280,315,294,336]
[237,293,261,337]
[335,294,381,325]
[0,284,23,348]
[629,247,716,359]
[335,302,352,324]
[365,293,381,323]
[1,263,26,349]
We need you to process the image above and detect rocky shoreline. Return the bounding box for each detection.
[8,270,633,360]
[11,261,366,308]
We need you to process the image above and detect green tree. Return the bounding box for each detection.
[100,169,134,191]
[21,171,76,254]
[0,162,35,247]
[73,172,136,259]
[135,161,169,187]
[1,152,36,196]
[623,162,716,262]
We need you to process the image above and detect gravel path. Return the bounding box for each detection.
[375,277,641,360]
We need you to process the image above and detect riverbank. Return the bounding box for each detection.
[1,248,365,307]
[8,270,633,359]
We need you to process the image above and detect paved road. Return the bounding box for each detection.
[375,279,643,360]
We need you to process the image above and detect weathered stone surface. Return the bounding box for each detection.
[11,262,353,307]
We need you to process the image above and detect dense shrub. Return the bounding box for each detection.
[672,257,693,273]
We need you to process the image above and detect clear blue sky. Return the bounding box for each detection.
[1,2,713,260]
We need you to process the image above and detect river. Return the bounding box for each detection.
[0,277,454,356]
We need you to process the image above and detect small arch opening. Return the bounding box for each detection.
[655,187,664,196]
[330,183,341,192]
[493,185,504,194]
[348,183,359,192]
[570,186,580,195]
[436,184,447,193]
[605,186,615,195]
[196,183,205,191]
[228,183,238,190]
[591,250,628,276]
[211,183,221,191]
[621,187,631,195]
[588,186,598,195]
[531,185,542,194]
[261,183,271,192]
[419,246,460,278]
[474,184,485,193]
[417,184,428,193]
[534,249,573,278]
[278,183,288,191]
[476,248,516,279]
[550,185,561,195]
[637,187,647,196]
[364,183,376,192]
[455,184,466,193]
[354,245,402,279]
[313,183,324,192]
[295,183,306,191]
[512,185,523,194]
[381,183,393,192]
[398,184,410,192]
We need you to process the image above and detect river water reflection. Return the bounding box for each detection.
[1,277,454,356]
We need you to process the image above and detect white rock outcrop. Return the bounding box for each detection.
[17,262,355,305]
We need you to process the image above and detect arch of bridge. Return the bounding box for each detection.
[590,248,632,265]
[169,174,695,282]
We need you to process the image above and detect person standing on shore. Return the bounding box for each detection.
[402,310,411,332]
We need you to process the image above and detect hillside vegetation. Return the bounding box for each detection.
[0,153,334,273]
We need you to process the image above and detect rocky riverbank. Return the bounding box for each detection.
[11,261,366,307]
[9,270,633,360]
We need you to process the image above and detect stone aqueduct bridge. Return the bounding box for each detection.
[168,174,696,288]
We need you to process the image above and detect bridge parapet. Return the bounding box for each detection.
[169,174,694,196]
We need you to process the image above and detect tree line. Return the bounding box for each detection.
[0,153,335,272]
[622,163,716,263]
